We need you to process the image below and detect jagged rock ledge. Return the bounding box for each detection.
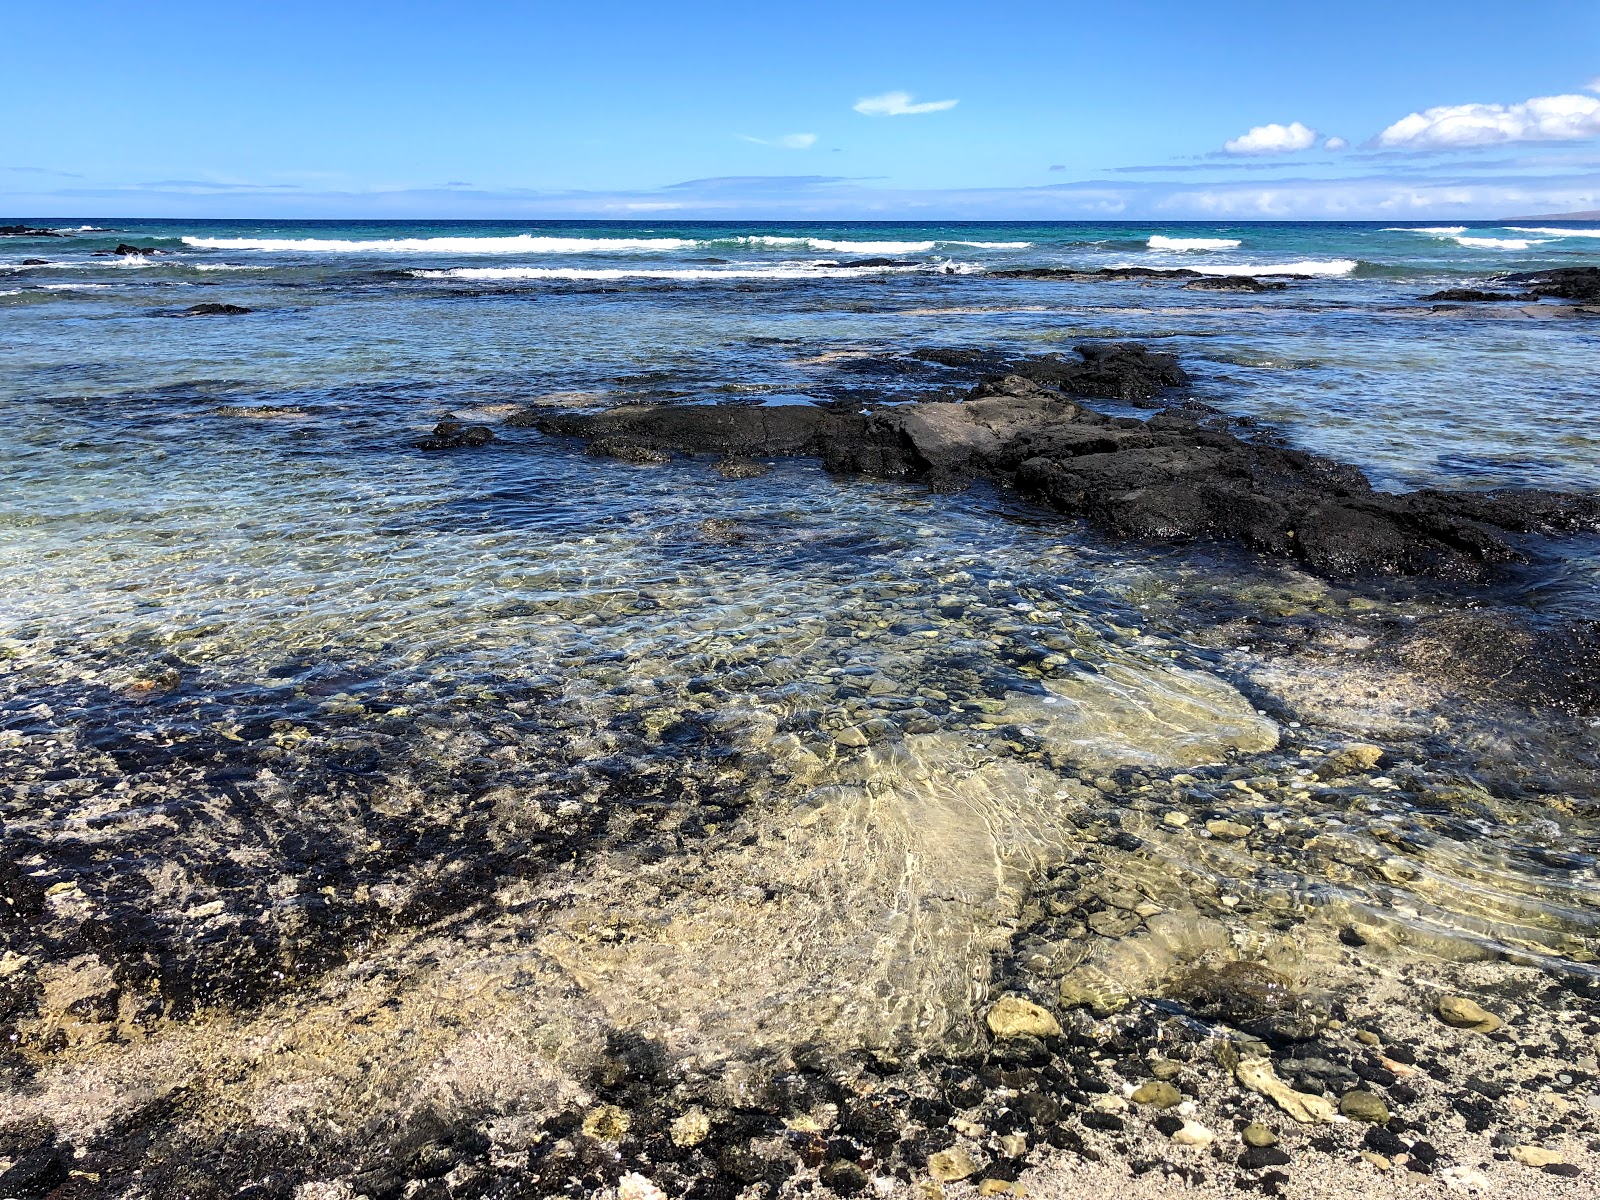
[510,344,1600,585]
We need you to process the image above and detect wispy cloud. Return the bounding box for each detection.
[1377,93,1600,150]
[738,133,817,150]
[853,91,958,117]
[1323,136,1349,151]
[1223,121,1318,155]
[0,165,84,178]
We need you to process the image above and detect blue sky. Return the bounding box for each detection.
[4,0,1599,219]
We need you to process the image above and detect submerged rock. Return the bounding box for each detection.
[986,995,1061,1040]
[1184,276,1288,292]
[1502,266,1600,302]
[177,302,253,316]
[416,418,495,450]
[0,224,62,237]
[1421,288,1527,302]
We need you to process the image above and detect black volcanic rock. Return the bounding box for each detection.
[113,243,161,256]
[1501,267,1600,302]
[1184,276,1288,292]
[1421,289,1527,302]
[514,344,1600,585]
[0,224,61,237]
[416,419,495,450]
[177,303,253,316]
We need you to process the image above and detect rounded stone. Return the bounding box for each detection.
[1436,995,1502,1032]
[1339,1090,1390,1123]
[986,994,1061,1040]
[1242,1123,1278,1148]
[1130,1080,1182,1109]
[929,1147,979,1182]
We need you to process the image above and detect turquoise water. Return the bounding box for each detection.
[5,218,1599,493]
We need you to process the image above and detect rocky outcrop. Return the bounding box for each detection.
[1500,267,1600,303]
[515,345,1600,583]
[1421,289,1529,303]
[1184,276,1288,293]
[176,303,252,316]
[416,418,495,450]
[994,266,1308,283]
[0,224,60,237]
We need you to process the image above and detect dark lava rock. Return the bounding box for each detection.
[512,346,1600,586]
[994,266,1202,281]
[1239,1145,1292,1169]
[588,438,672,464]
[1183,276,1288,292]
[20,257,49,265]
[0,224,61,237]
[1081,1111,1125,1132]
[997,343,1190,403]
[715,456,770,480]
[416,419,495,451]
[824,257,917,268]
[818,1158,870,1194]
[113,243,161,256]
[1421,289,1527,302]
[178,303,253,316]
[1502,267,1600,302]
[1397,612,1600,716]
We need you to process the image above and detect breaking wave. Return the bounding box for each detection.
[1147,236,1242,250]
[183,235,698,253]
[412,263,975,281]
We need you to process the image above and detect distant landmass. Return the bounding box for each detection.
[1498,209,1600,221]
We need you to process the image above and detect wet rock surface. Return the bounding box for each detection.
[518,344,1600,586]
[1503,266,1600,303]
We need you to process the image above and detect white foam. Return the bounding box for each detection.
[721,236,1029,252]
[1506,226,1600,238]
[1147,235,1242,250]
[1383,226,1468,235]
[181,235,697,254]
[1453,236,1542,250]
[1110,259,1358,277]
[0,289,22,297]
[412,263,971,282]
[193,263,265,271]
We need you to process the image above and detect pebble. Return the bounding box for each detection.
[928,1148,979,1182]
[618,1174,668,1200]
[1171,1120,1215,1147]
[998,1133,1027,1158]
[1151,1059,1183,1081]
[1339,1090,1391,1123]
[1361,1152,1392,1172]
[986,995,1061,1040]
[1205,819,1251,839]
[1131,1081,1182,1109]
[832,726,869,748]
[1437,995,1503,1033]
[977,1183,1018,1197]
[1162,812,1189,827]
[1509,1146,1565,1167]
[1242,1123,1278,1148]
[1355,1030,1381,1047]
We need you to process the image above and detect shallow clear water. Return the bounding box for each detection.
[2,219,1599,1075]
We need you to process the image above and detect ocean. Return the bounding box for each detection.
[3,218,1600,1196]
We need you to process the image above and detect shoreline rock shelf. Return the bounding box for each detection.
[514,343,1600,585]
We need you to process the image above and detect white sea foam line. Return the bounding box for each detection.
[0,289,21,297]
[1147,235,1241,250]
[193,263,265,271]
[720,236,1030,252]
[1454,236,1544,250]
[181,235,697,253]
[411,264,963,281]
[1110,259,1358,277]
[1382,226,1468,235]
[1506,226,1600,238]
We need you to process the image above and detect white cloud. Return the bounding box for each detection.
[1376,93,1600,149]
[1588,77,1600,93]
[1223,121,1318,155]
[853,91,958,117]
[738,133,817,149]
[1323,135,1349,151]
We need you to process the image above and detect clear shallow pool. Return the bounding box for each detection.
[2,219,1599,1192]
